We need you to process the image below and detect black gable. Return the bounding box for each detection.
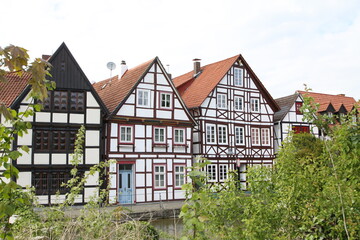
[48,43,91,90]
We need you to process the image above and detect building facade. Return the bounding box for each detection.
[93,57,195,204]
[173,56,279,188]
[0,43,107,205]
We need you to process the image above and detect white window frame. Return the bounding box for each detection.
[217,94,227,109]
[219,164,228,182]
[206,124,216,144]
[234,68,243,86]
[174,128,185,145]
[250,98,260,112]
[234,96,244,111]
[119,125,133,143]
[154,165,166,188]
[235,126,245,145]
[160,92,172,109]
[218,125,228,144]
[261,128,270,146]
[174,165,185,188]
[154,127,166,144]
[137,89,151,107]
[251,128,260,146]
[206,164,217,182]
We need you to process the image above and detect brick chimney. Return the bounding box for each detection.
[120,60,128,78]
[193,58,201,76]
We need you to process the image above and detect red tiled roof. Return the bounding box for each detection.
[93,58,155,114]
[173,55,239,109]
[0,72,31,107]
[298,91,357,113]
[173,55,279,112]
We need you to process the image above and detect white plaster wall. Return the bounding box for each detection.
[84,187,98,201]
[17,148,31,164]
[146,159,152,172]
[157,110,172,119]
[136,159,145,172]
[52,113,67,123]
[219,76,227,84]
[153,191,166,201]
[136,189,145,202]
[135,139,145,152]
[52,153,66,164]
[34,153,49,164]
[85,171,99,186]
[174,109,188,120]
[146,173,152,186]
[174,190,185,199]
[117,105,134,116]
[146,188,152,201]
[86,92,99,107]
[126,94,135,104]
[136,108,153,118]
[136,174,145,187]
[35,112,51,122]
[157,85,172,92]
[17,172,31,187]
[110,139,117,152]
[109,190,117,203]
[109,174,116,188]
[144,73,154,83]
[86,109,100,124]
[18,129,32,146]
[157,73,167,85]
[135,125,145,138]
[111,123,118,137]
[18,105,33,122]
[37,195,49,204]
[85,130,100,146]
[69,114,84,124]
[51,195,66,204]
[85,148,99,164]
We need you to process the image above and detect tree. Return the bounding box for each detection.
[180,94,360,239]
[0,45,53,239]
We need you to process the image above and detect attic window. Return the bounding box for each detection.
[295,102,303,114]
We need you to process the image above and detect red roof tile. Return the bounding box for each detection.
[173,55,279,112]
[93,58,155,114]
[0,72,31,107]
[298,91,357,113]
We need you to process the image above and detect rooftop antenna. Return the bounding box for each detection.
[106,62,116,77]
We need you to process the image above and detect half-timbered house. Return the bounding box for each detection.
[173,56,279,188]
[93,57,195,204]
[274,92,319,152]
[0,43,107,205]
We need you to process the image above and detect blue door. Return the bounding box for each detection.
[119,164,133,204]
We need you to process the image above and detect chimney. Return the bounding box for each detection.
[337,94,345,97]
[120,60,128,78]
[193,58,201,76]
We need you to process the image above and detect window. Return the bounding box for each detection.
[234,96,244,111]
[35,130,50,151]
[235,126,245,145]
[40,91,85,113]
[160,92,172,109]
[293,126,310,134]
[34,130,77,153]
[174,128,185,144]
[33,171,77,195]
[70,92,85,112]
[207,164,217,182]
[219,164,228,181]
[206,124,216,143]
[217,94,227,109]
[251,128,260,146]
[154,165,166,188]
[154,127,166,144]
[53,91,68,111]
[119,126,133,143]
[137,89,150,107]
[295,102,303,114]
[174,165,185,188]
[261,128,270,146]
[234,68,243,86]
[250,98,259,112]
[218,125,227,144]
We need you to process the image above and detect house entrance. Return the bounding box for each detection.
[118,164,133,204]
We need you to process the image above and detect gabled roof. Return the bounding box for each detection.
[274,93,299,122]
[298,91,357,113]
[0,72,31,107]
[93,58,155,114]
[173,54,279,112]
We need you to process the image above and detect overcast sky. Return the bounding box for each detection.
[1,0,359,100]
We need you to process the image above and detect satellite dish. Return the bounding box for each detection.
[107,62,116,77]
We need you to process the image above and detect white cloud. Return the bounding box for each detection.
[1,0,359,100]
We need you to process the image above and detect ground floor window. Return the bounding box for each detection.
[174,165,185,188]
[206,164,217,182]
[219,164,228,181]
[154,165,166,188]
[32,170,83,195]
